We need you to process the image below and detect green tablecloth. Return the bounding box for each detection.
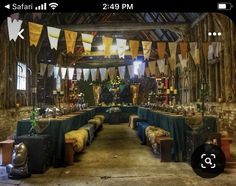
[137,107,217,161]
[16,108,95,167]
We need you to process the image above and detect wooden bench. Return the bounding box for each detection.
[156,136,173,162]
[0,139,14,165]
[65,139,76,166]
[221,137,233,161]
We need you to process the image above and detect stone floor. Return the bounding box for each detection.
[0,124,236,186]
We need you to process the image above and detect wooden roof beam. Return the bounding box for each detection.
[54,22,189,33]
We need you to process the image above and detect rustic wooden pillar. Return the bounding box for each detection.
[223,16,233,102]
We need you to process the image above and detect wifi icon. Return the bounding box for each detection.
[49,2,58,10]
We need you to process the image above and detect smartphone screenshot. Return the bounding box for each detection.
[0,0,235,185]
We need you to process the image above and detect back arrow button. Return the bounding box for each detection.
[18,29,24,39]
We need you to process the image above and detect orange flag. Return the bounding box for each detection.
[64,30,77,54]
[168,42,177,71]
[179,42,188,59]
[129,40,139,59]
[28,22,43,47]
[102,36,113,58]
[157,42,166,59]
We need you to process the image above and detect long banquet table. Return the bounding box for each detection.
[16,108,95,167]
[94,106,138,123]
[137,107,217,161]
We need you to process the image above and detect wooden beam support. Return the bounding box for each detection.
[54,22,189,33]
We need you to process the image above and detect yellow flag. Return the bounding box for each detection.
[28,22,43,47]
[129,40,139,59]
[64,30,77,54]
[142,41,152,60]
[102,36,113,58]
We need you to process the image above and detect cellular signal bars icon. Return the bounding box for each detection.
[35,3,47,10]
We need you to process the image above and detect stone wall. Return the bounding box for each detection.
[0,107,32,141]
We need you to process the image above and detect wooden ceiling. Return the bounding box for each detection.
[20,13,202,67]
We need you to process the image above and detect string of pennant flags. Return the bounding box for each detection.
[8,17,222,81]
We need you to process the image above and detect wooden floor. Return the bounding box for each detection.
[1,124,236,186]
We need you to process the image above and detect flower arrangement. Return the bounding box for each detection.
[110,76,121,86]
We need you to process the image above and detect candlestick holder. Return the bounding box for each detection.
[53,90,64,110]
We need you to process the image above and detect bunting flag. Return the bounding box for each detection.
[179,42,188,59]
[10,13,19,20]
[91,68,97,81]
[53,66,59,79]
[64,30,77,54]
[168,42,177,71]
[118,66,126,80]
[105,68,109,80]
[157,59,165,74]
[128,65,134,79]
[129,40,139,59]
[178,54,188,69]
[208,43,214,60]
[82,33,94,53]
[47,26,61,50]
[138,62,145,78]
[157,42,166,59]
[202,42,209,60]
[212,42,221,58]
[61,67,67,79]
[99,68,106,82]
[116,38,127,59]
[82,42,92,54]
[148,61,156,76]
[108,67,116,80]
[28,22,43,47]
[7,17,23,41]
[145,66,150,77]
[189,42,200,65]
[39,63,47,76]
[56,76,61,90]
[83,68,90,81]
[68,67,74,80]
[47,64,54,77]
[102,36,113,58]
[76,68,82,80]
[164,64,169,75]
[142,41,152,60]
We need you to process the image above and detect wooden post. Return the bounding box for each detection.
[223,16,233,102]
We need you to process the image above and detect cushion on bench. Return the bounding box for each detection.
[65,129,88,152]
[80,124,96,144]
[88,118,102,130]
[136,122,149,144]
[94,115,105,123]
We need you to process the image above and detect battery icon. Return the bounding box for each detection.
[217,2,233,10]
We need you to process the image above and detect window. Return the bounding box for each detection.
[17,62,26,90]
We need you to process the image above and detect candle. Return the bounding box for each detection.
[53,90,57,95]
[167,89,170,94]
[174,89,177,94]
